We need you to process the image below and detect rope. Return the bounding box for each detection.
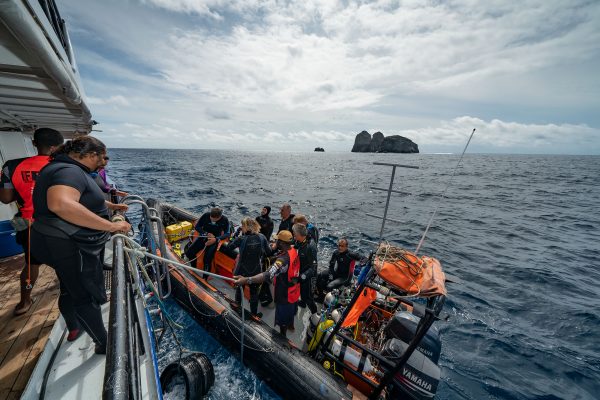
[415,128,476,255]
[375,243,422,298]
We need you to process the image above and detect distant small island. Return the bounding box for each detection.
[314,147,325,152]
[351,130,419,153]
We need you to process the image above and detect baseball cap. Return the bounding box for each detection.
[276,230,293,243]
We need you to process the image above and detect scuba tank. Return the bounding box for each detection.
[304,312,321,351]
[331,339,376,375]
[307,317,335,352]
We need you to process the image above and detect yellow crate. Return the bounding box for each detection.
[165,221,193,243]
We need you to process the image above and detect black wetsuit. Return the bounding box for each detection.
[295,238,318,313]
[31,154,110,348]
[307,223,320,245]
[278,214,295,233]
[184,212,230,270]
[256,214,274,239]
[225,232,269,315]
[318,249,362,292]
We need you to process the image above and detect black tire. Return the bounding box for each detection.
[160,353,215,399]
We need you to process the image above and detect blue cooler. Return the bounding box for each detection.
[0,220,23,258]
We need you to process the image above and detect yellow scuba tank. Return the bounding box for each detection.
[308,319,335,352]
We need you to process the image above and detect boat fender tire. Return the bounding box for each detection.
[160,353,215,399]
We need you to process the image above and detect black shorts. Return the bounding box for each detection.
[15,228,42,265]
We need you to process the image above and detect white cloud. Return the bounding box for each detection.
[398,117,600,152]
[58,0,600,154]
[88,95,131,107]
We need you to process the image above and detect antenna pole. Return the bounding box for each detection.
[379,165,396,240]
[414,128,476,255]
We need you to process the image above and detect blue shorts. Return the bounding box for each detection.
[274,302,297,327]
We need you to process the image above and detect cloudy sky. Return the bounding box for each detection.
[58,0,600,154]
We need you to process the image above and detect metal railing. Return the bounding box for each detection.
[102,236,162,400]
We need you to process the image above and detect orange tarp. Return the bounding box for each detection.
[374,247,446,297]
[341,287,377,328]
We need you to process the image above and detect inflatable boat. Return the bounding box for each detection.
[143,199,448,400]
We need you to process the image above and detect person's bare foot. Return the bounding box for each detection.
[14,298,34,316]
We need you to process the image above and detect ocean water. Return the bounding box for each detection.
[108,149,600,400]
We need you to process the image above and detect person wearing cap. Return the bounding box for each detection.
[233,230,300,337]
[256,206,274,239]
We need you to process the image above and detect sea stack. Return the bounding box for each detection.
[351,130,372,152]
[351,130,419,153]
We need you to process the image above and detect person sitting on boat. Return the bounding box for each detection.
[277,203,295,233]
[292,214,320,245]
[233,230,300,337]
[30,136,131,355]
[317,238,363,294]
[224,217,270,318]
[292,224,318,314]
[0,128,64,317]
[256,205,274,239]
[184,207,231,273]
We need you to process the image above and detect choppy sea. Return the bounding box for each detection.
[108,149,600,400]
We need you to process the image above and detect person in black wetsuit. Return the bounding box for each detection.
[256,206,274,240]
[277,203,295,233]
[184,207,230,273]
[256,206,275,306]
[293,214,320,245]
[292,224,318,314]
[224,217,270,318]
[30,136,131,354]
[317,238,363,293]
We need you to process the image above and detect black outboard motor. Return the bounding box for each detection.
[384,311,441,363]
[381,311,442,399]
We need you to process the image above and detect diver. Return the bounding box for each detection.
[277,203,295,233]
[233,230,300,337]
[256,206,275,306]
[317,238,363,294]
[293,214,320,245]
[292,224,318,314]
[184,207,230,273]
[224,217,270,318]
[256,205,274,239]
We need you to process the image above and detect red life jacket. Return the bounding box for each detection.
[12,155,50,220]
[274,248,301,304]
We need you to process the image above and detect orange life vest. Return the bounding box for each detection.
[12,155,50,220]
[274,248,301,304]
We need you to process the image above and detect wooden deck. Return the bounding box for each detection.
[0,254,61,400]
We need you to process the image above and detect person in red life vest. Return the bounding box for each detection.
[0,128,64,316]
[233,230,300,337]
